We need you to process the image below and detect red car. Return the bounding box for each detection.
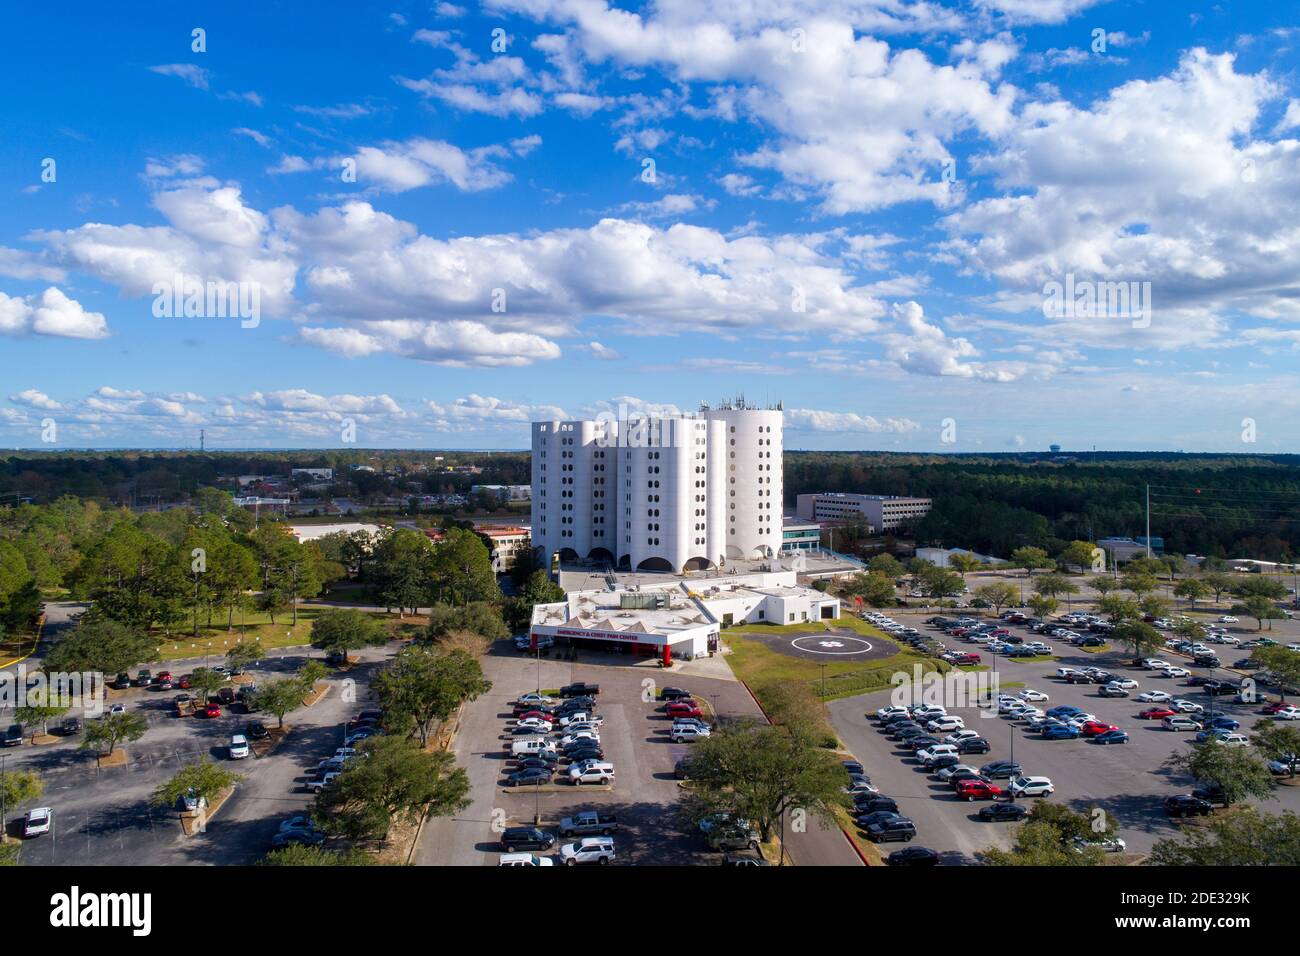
[177,674,192,689]
[203,702,222,718]
[1138,707,1177,720]
[1081,720,1119,737]
[1263,701,1291,715]
[956,779,1004,802]
[517,710,555,723]
[665,701,702,719]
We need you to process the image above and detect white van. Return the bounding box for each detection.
[512,738,558,758]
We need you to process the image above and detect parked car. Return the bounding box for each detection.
[978,802,1030,822]
[3,724,23,747]
[559,682,601,698]
[956,779,1004,802]
[887,846,939,866]
[1093,730,1130,745]
[229,734,250,759]
[500,826,556,852]
[245,720,269,740]
[506,767,554,787]
[1164,794,1214,818]
[1009,775,1055,798]
[498,853,555,866]
[559,836,616,864]
[865,816,918,843]
[22,807,52,837]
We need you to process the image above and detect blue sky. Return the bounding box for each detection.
[1,0,1298,451]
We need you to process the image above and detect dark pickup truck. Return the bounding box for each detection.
[560,682,600,698]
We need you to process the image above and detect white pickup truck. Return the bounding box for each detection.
[558,811,620,837]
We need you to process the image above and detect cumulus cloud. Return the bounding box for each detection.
[0,288,109,339]
[148,64,210,90]
[786,408,921,433]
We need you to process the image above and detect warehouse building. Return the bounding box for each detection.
[794,492,932,531]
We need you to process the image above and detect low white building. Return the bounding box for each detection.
[528,570,839,664]
[915,546,1002,568]
[288,521,384,543]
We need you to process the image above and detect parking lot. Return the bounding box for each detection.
[829,607,1300,862]
[417,645,863,866]
[3,646,392,865]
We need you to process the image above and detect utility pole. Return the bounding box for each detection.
[200,428,205,452]
[1145,484,1151,559]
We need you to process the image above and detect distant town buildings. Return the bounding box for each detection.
[795,493,932,532]
[291,467,334,481]
[471,484,531,502]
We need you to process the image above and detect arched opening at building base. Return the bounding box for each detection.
[636,556,674,573]
[682,556,715,572]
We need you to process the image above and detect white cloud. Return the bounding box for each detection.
[148,63,210,90]
[786,408,921,433]
[9,389,62,410]
[0,288,109,340]
[426,394,569,427]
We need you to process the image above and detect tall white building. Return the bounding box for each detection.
[531,399,783,573]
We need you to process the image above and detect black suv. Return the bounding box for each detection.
[1164,794,1214,817]
[499,827,556,852]
[957,737,991,755]
[888,846,938,866]
[133,669,152,687]
[866,817,917,843]
[112,672,131,690]
[245,720,269,740]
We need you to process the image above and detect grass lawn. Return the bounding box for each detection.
[150,606,392,661]
[722,616,949,704]
[1078,643,1111,654]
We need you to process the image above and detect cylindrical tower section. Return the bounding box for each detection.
[705,406,784,560]
[705,418,726,567]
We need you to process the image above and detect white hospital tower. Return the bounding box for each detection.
[530,398,783,574]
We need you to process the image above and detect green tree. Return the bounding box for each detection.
[44,618,159,675]
[1174,578,1211,606]
[1113,620,1164,663]
[372,647,491,747]
[297,659,327,688]
[314,736,470,842]
[426,602,510,644]
[502,572,565,633]
[0,768,43,835]
[15,702,68,737]
[258,846,374,866]
[371,528,434,617]
[1058,540,1100,574]
[972,581,1019,613]
[680,719,848,844]
[253,677,309,728]
[867,553,905,579]
[1097,594,1140,625]
[81,711,147,756]
[1140,594,1172,620]
[1251,719,1300,777]
[917,566,964,602]
[188,667,226,705]
[310,608,388,658]
[1034,572,1080,610]
[427,528,501,607]
[845,571,898,608]
[982,802,1110,866]
[1150,808,1300,866]
[947,552,983,578]
[1123,572,1159,599]
[1090,576,1120,597]
[1028,594,1059,620]
[150,758,242,810]
[1201,571,1238,604]
[1240,595,1284,631]
[226,639,266,672]
[1251,645,1300,701]
[1010,546,1053,577]
[1165,740,1274,809]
